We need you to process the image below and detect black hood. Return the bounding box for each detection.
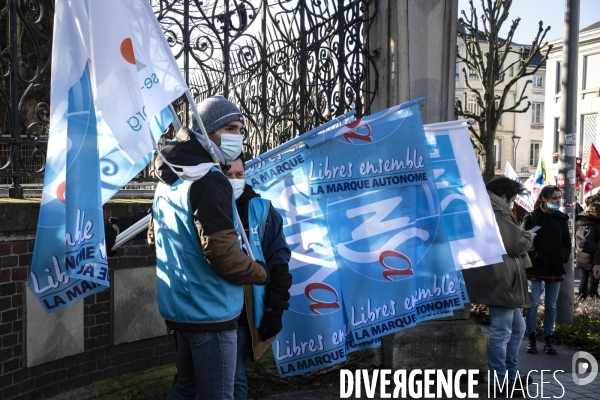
[236,184,260,205]
[576,214,600,225]
[153,127,217,185]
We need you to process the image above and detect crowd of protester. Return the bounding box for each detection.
[103,98,600,398]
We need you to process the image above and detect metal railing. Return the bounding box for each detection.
[1,0,379,198]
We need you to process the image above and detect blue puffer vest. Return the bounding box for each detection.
[244,197,271,326]
[153,176,244,325]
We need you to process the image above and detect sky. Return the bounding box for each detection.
[457,0,600,45]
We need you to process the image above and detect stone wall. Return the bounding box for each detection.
[0,199,175,400]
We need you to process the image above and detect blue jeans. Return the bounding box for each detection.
[234,325,253,400]
[167,330,237,400]
[525,280,561,337]
[487,306,526,382]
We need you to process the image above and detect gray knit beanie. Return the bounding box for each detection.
[193,95,244,134]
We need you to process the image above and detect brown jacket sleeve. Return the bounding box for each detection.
[201,229,268,285]
[188,171,268,285]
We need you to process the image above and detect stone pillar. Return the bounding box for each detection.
[368,0,488,372]
[381,307,488,372]
[368,0,458,124]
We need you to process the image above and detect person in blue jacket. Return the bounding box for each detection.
[153,96,270,400]
[226,154,292,400]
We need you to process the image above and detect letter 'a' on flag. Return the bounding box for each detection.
[30,0,187,313]
[585,143,600,194]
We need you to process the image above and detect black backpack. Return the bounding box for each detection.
[576,222,597,254]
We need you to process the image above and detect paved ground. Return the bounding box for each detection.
[48,336,599,400]
[256,339,600,399]
[49,271,599,400]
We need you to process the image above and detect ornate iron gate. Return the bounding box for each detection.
[0,0,378,197]
[154,0,378,158]
[0,0,52,197]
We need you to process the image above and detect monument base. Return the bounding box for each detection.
[382,308,488,372]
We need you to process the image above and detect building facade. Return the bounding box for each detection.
[544,22,600,182]
[456,32,547,179]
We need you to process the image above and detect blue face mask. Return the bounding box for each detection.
[228,178,245,200]
[218,133,243,163]
[547,203,560,211]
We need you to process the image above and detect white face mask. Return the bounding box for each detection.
[229,178,245,200]
[509,201,515,210]
[218,133,243,163]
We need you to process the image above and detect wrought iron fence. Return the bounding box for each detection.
[0,0,52,197]
[0,0,378,198]
[155,0,378,159]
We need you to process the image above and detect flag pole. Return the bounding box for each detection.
[185,91,220,164]
[168,104,182,131]
[245,110,356,170]
[183,91,255,258]
[112,104,186,251]
[556,0,580,325]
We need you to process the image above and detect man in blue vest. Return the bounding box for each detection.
[153,95,270,400]
[226,154,292,400]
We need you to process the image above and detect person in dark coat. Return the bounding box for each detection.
[463,177,535,391]
[225,154,292,400]
[521,185,570,355]
[106,96,270,400]
[576,202,600,299]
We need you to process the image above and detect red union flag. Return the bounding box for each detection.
[585,144,600,193]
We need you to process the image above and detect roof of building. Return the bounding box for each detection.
[530,50,545,67]
[457,20,505,42]
[581,21,600,33]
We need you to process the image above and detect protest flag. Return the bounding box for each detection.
[29,0,187,313]
[504,162,533,212]
[585,144,600,194]
[524,149,549,203]
[245,105,505,376]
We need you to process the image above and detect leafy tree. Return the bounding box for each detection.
[455,0,552,182]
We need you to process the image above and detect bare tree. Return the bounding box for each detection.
[455,0,552,182]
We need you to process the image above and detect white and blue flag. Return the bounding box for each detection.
[29,0,187,313]
[246,105,504,376]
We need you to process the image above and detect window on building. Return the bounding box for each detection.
[467,98,482,115]
[553,117,560,155]
[583,53,600,90]
[582,113,599,165]
[530,142,541,166]
[532,76,544,88]
[555,62,561,94]
[531,103,543,125]
[456,57,460,80]
[508,66,514,77]
[494,140,502,170]
[455,96,461,120]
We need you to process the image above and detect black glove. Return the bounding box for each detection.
[104,221,118,257]
[259,308,283,341]
[257,260,270,285]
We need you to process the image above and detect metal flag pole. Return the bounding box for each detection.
[556,0,580,325]
[183,91,254,259]
[185,91,220,164]
[245,111,356,169]
[112,95,255,258]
